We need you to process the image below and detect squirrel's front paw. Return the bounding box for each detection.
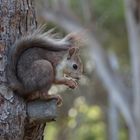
[66,79,78,89]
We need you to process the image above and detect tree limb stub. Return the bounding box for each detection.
[27,99,58,122]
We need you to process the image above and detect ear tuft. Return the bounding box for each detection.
[67,47,76,59]
[75,47,79,53]
[69,47,75,56]
[67,47,80,59]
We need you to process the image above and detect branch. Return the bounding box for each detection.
[27,99,58,122]
[80,0,92,23]
[124,0,140,122]
[124,0,140,139]
[108,94,119,140]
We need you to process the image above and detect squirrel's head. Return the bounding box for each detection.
[63,47,83,80]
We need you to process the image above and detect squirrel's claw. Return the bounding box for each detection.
[66,79,78,89]
[40,93,63,107]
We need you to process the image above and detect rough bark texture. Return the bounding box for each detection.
[0,0,57,140]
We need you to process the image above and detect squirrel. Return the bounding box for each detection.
[6,27,83,106]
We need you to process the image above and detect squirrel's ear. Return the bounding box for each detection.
[75,47,79,53]
[67,47,76,59]
[67,47,79,59]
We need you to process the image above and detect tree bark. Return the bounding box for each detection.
[0,0,57,140]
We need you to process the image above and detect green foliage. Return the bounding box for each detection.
[44,98,106,140]
[92,0,124,28]
[44,99,128,140]
[44,124,58,140]
[92,0,129,67]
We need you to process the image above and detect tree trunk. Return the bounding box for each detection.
[0,0,57,140]
[124,0,140,139]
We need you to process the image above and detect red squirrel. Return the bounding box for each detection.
[6,27,83,106]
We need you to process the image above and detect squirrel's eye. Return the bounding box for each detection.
[73,64,78,70]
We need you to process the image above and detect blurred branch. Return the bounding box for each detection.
[80,0,92,23]
[124,0,140,121]
[108,94,119,140]
[59,0,73,16]
[124,0,140,139]
[86,33,135,132]
[51,0,60,11]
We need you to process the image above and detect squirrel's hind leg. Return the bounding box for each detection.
[27,91,63,107]
[19,59,63,106]
[21,59,54,93]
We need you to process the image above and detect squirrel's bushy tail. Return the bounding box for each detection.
[6,27,75,94]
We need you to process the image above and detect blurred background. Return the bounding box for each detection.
[34,0,140,140]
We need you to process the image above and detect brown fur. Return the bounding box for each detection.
[6,28,83,102]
